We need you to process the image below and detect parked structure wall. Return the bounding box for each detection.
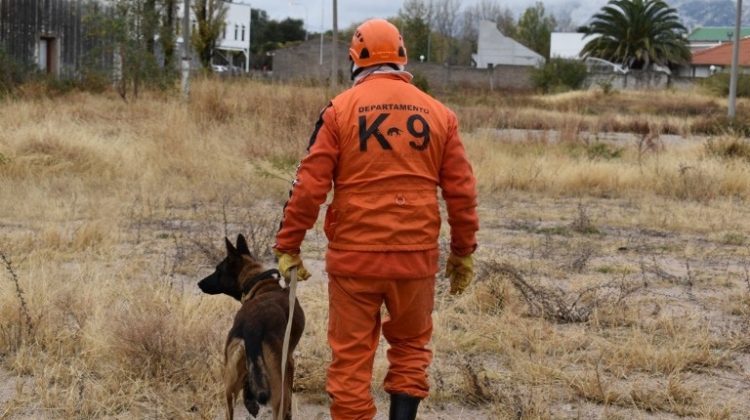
[271,37,350,84]
[272,38,534,91]
[585,70,671,90]
[409,62,532,91]
[0,0,111,77]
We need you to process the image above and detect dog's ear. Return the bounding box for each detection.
[225,237,238,256]
[236,234,252,256]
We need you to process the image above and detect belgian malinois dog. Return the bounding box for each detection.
[198,234,305,420]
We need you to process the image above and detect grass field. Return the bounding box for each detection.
[1,79,749,419]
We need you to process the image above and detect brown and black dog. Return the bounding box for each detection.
[198,234,305,420]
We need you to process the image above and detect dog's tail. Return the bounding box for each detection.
[245,344,271,404]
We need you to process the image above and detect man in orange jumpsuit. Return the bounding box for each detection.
[273,18,478,420]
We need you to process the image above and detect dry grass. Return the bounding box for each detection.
[1,79,750,419]
[448,88,750,136]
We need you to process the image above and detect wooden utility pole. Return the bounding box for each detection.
[331,0,338,88]
[728,0,743,119]
[181,0,191,100]
[319,0,324,66]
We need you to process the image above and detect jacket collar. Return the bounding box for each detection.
[353,66,413,86]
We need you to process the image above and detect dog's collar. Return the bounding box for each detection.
[240,269,281,303]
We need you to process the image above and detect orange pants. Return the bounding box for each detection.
[326,275,435,420]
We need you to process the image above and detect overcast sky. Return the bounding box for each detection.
[246,0,606,32]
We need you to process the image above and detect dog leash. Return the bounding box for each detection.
[279,266,298,420]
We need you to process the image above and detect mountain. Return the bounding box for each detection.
[672,0,749,28]
[543,0,750,30]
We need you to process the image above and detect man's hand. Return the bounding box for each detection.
[445,253,474,295]
[274,250,312,281]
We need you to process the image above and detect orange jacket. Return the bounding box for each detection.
[274,72,478,278]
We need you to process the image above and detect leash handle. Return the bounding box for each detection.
[279,266,298,420]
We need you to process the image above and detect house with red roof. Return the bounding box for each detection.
[678,36,750,78]
[687,27,750,52]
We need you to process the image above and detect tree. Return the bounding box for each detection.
[250,9,271,54]
[431,0,460,64]
[159,0,177,69]
[461,0,515,41]
[84,0,167,99]
[516,2,556,59]
[399,0,432,62]
[496,7,517,39]
[554,11,576,32]
[264,18,306,47]
[579,0,691,70]
[142,0,158,54]
[77,0,178,98]
[531,58,588,93]
[249,9,306,69]
[191,0,228,70]
[251,10,306,53]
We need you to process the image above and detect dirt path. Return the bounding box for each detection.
[3,192,750,419]
[0,366,34,419]
[0,366,15,417]
[478,128,707,146]
[227,397,490,420]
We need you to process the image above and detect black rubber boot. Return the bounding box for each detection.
[389,393,421,420]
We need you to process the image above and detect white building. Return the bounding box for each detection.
[549,32,593,59]
[471,20,543,68]
[177,1,252,71]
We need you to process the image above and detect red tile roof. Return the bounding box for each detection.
[692,36,750,66]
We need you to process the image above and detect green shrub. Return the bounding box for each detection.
[567,141,623,160]
[0,48,28,96]
[586,142,623,160]
[79,70,113,93]
[18,74,110,98]
[596,78,615,95]
[43,77,79,95]
[722,232,747,246]
[411,71,430,93]
[0,44,111,98]
[531,58,588,93]
[701,72,750,97]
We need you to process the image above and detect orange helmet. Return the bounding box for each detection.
[349,19,407,68]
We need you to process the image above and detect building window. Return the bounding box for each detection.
[241,25,246,42]
[234,25,238,40]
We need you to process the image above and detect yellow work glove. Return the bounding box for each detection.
[445,253,474,295]
[274,250,312,281]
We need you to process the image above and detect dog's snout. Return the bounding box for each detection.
[198,273,221,294]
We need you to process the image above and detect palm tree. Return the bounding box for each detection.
[579,0,691,70]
